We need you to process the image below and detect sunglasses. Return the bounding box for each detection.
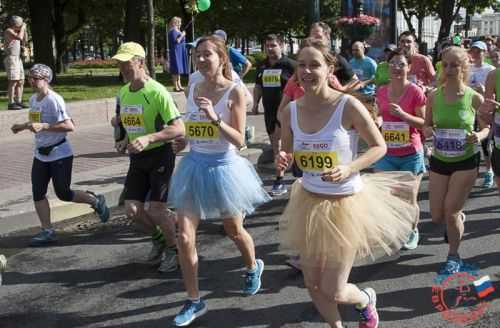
[28,76,45,81]
[389,62,407,69]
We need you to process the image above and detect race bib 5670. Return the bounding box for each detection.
[185,121,220,140]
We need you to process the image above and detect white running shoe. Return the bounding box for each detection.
[158,247,178,273]
[146,238,165,265]
[0,254,7,286]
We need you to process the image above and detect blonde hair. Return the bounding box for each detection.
[439,46,470,86]
[195,36,232,81]
[169,16,181,29]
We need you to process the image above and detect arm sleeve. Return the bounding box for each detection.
[51,95,71,123]
[230,48,248,66]
[283,78,296,98]
[414,86,427,108]
[424,56,436,79]
[156,89,181,125]
[368,59,377,78]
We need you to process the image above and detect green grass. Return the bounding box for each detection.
[0,66,257,110]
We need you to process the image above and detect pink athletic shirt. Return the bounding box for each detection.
[283,78,305,100]
[376,83,426,156]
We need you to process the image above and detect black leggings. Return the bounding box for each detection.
[32,156,75,202]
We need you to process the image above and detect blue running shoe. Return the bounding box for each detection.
[439,255,462,275]
[482,171,494,188]
[90,192,110,223]
[30,228,57,247]
[243,259,264,295]
[173,299,207,327]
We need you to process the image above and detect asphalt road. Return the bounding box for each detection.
[1,165,499,328]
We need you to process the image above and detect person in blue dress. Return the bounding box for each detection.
[168,16,188,92]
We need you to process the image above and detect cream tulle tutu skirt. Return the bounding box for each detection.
[280,172,419,267]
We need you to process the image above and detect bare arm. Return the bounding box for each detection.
[148,118,185,144]
[396,105,426,129]
[219,85,247,147]
[471,92,489,142]
[276,103,294,171]
[5,24,26,41]
[345,97,386,173]
[240,59,252,78]
[277,93,292,122]
[252,84,262,114]
[423,91,437,138]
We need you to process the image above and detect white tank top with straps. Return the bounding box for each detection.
[291,95,363,195]
[185,82,237,154]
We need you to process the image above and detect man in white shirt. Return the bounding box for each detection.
[469,41,495,188]
[469,41,495,94]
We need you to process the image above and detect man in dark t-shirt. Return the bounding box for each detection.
[253,34,296,196]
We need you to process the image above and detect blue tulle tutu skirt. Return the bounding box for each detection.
[168,150,271,220]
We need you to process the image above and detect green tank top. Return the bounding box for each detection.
[432,86,478,162]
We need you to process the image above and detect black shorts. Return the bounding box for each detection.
[490,146,500,177]
[125,144,175,202]
[264,107,281,135]
[429,153,480,176]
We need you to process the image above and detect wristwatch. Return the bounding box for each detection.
[212,114,222,127]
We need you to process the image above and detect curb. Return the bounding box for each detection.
[0,147,264,236]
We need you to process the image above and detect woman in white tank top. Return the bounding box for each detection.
[168,36,270,327]
[277,38,419,328]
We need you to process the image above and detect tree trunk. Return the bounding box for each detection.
[99,35,105,60]
[146,0,155,78]
[400,5,416,34]
[53,0,67,74]
[417,15,424,44]
[124,0,145,43]
[437,0,459,42]
[27,0,56,76]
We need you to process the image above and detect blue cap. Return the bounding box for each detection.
[471,41,487,51]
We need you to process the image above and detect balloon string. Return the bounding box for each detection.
[183,19,193,30]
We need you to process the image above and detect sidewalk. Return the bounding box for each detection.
[0,91,271,235]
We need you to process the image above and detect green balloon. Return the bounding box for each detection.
[197,0,211,12]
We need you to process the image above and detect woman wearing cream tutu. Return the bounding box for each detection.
[168,36,270,327]
[277,38,418,328]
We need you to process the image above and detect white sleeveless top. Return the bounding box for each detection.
[185,82,237,154]
[291,95,363,195]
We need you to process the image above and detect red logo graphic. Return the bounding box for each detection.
[431,272,493,326]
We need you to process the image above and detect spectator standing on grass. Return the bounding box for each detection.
[168,16,189,92]
[4,15,28,110]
